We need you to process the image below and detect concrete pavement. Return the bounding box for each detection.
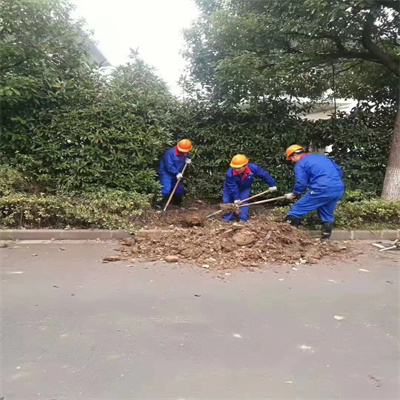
[1,241,399,399]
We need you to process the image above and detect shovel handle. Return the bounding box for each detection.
[238,188,273,204]
[206,209,223,219]
[238,195,286,208]
[163,163,188,212]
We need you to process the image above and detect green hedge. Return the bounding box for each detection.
[0,189,150,232]
[174,100,394,201]
[272,199,400,230]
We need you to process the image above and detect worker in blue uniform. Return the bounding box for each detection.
[156,139,192,209]
[223,154,277,222]
[284,145,344,239]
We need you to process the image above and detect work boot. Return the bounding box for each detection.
[173,194,184,207]
[321,222,333,240]
[155,195,169,210]
[285,215,301,227]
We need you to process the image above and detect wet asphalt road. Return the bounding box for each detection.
[1,240,399,399]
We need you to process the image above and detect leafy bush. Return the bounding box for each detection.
[0,165,30,195]
[334,199,400,229]
[0,189,151,231]
[272,199,400,230]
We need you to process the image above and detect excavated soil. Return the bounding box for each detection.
[120,206,351,269]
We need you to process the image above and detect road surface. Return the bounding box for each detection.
[1,240,399,399]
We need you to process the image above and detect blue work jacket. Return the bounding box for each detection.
[293,154,344,194]
[223,163,275,201]
[158,146,189,176]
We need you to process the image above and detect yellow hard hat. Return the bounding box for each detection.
[230,154,249,168]
[177,139,193,152]
[286,144,305,160]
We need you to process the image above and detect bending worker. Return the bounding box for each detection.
[284,145,344,239]
[157,139,192,209]
[223,154,277,222]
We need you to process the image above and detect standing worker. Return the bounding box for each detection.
[284,145,344,239]
[223,154,277,222]
[156,139,192,209]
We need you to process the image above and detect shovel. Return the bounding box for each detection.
[163,163,188,212]
[206,193,285,219]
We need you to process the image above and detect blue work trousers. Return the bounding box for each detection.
[160,173,183,196]
[288,188,344,222]
[222,188,251,222]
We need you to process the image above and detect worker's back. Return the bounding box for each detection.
[295,154,344,191]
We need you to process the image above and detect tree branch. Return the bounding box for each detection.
[335,61,364,74]
[362,8,400,76]
[317,51,382,62]
[0,58,27,72]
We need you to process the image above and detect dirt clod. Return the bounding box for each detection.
[181,212,205,227]
[165,255,179,263]
[220,203,239,213]
[232,231,257,246]
[103,255,123,262]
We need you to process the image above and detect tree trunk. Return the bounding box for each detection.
[381,106,400,201]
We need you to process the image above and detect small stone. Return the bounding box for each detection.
[202,264,210,269]
[165,255,179,263]
[334,315,345,320]
[32,253,38,257]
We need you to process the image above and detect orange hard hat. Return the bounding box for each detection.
[230,154,249,168]
[285,144,305,160]
[177,139,193,152]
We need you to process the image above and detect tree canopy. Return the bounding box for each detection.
[183,0,400,199]
[184,0,399,103]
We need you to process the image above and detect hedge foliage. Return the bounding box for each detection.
[272,197,400,230]
[174,99,394,201]
[0,190,150,231]
[0,165,151,231]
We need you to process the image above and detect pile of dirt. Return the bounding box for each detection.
[121,213,350,269]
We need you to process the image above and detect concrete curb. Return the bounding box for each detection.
[0,229,131,241]
[309,230,399,241]
[0,229,399,241]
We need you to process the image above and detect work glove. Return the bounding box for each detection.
[284,193,296,201]
[269,186,277,192]
[233,200,241,214]
[176,173,183,180]
[185,158,192,164]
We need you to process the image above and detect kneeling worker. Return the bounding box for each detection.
[157,139,192,209]
[223,154,277,222]
[284,145,344,239]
